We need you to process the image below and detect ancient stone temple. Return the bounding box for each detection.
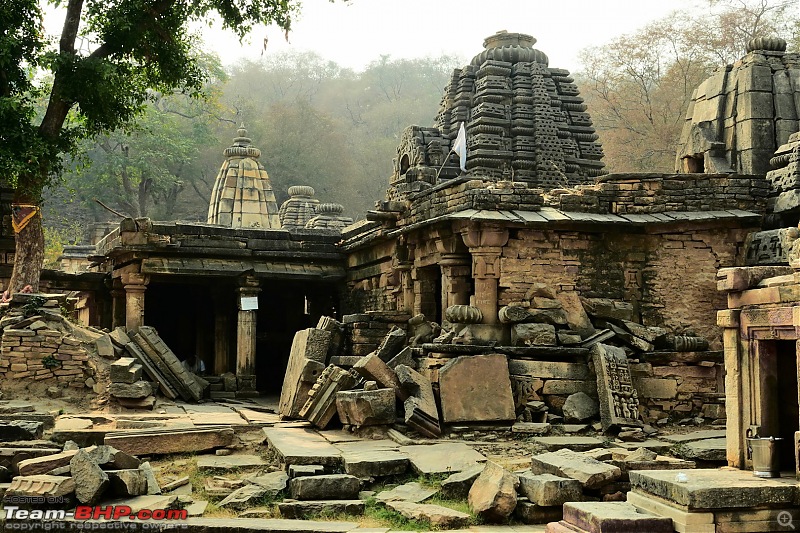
[207,125,281,228]
[390,31,604,201]
[676,37,800,175]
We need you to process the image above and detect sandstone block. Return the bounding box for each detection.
[518,472,583,506]
[439,354,515,423]
[468,461,519,522]
[289,474,360,500]
[70,449,109,504]
[512,323,557,346]
[336,388,395,427]
[531,449,621,489]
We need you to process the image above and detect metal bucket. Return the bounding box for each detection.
[748,436,784,478]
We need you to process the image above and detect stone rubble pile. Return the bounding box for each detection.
[0,293,102,393]
[100,326,208,408]
[281,280,721,443]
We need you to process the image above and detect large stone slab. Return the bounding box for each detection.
[104,427,234,456]
[531,436,605,452]
[468,461,519,522]
[17,450,79,476]
[0,420,44,441]
[681,438,727,462]
[197,454,267,471]
[662,429,727,443]
[440,464,484,499]
[278,500,365,518]
[591,343,643,430]
[353,352,408,401]
[289,474,360,500]
[70,449,109,504]
[399,443,486,475]
[629,469,800,510]
[508,360,592,380]
[264,427,342,467]
[438,354,515,423]
[336,440,408,478]
[561,501,673,533]
[386,501,470,529]
[376,481,436,504]
[336,388,395,427]
[518,472,582,506]
[279,328,331,419]
[531,449,621,490]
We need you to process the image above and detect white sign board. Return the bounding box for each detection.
[240,296,259,311]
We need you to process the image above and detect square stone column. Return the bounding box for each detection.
[236,278,261,397]
[122,272,149,331]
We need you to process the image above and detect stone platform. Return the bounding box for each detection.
[628,468,800,532]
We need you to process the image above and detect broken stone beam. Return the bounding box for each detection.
[353,352,409,401]
[138,327,203,401]
[279,328,331,419]
[299,365,361,429]
[716,266,794,292]
[395,364,441,437]
[104,426,234,456]
[336,388,395,427]
[17,450,79,476]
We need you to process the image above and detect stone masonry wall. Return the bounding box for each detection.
[500,226,751,347]
[0,328,90,388]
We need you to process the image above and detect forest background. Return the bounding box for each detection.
[42,0,800,266]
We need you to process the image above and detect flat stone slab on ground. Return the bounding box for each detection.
[375,482,437,503]
[0,401,35,414]
[613,440,674,454]
[531,449,621,490]
[289,474,360,500]
[219,484,270,509]
[399,443,486,475]
[196,454,266,471]
[386,501,471,529]
[561,501,673,533]
[264,427,342,467]
[441,464,484,499]
[104,427,234,456]
[662,429,726,443]
[278,499,365,518]
[336,440,409,478]
[244,471,289,495]
[233,408,281,425]
[518,473,583,507]
[512,423,551,435]
[531,436,605,452]
[679,438,727,462]
[629,468,800,510]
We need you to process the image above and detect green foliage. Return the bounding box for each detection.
[41,354,60,369]
[363,498,430,531]
[43,221,83,269]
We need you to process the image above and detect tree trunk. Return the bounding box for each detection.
[8,213,44,293]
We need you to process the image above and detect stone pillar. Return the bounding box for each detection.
[236,278,261,397]
[461,227,509,325]
[718,309,743,469]
[122,273,149,331]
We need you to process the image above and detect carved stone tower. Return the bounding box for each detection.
[207,125,281,228]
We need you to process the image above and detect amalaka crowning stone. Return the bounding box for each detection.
[306,203,353,230]
[207,125,281,228]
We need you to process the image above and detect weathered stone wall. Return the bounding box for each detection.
[554,174,768,214]
[499,226,750,347]
[0,329,90,388]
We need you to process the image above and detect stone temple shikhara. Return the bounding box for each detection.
[3,30,800,531]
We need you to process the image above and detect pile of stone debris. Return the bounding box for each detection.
[98,326,207,409]
[279,285,717,443]
[0,293,109,404]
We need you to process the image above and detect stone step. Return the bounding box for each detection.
[561,501,673,533]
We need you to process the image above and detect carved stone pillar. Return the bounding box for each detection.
[122,272,149,331]
[461,226,509,325]
[236,277,261,396]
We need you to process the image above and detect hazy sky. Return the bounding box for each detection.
[43,0,701,72]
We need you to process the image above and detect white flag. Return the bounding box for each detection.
[453,122,467,173]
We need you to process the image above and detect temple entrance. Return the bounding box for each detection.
[756,339,799,472]
[415,266,442,324]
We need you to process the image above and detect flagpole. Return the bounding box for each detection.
[436,149,456,180]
